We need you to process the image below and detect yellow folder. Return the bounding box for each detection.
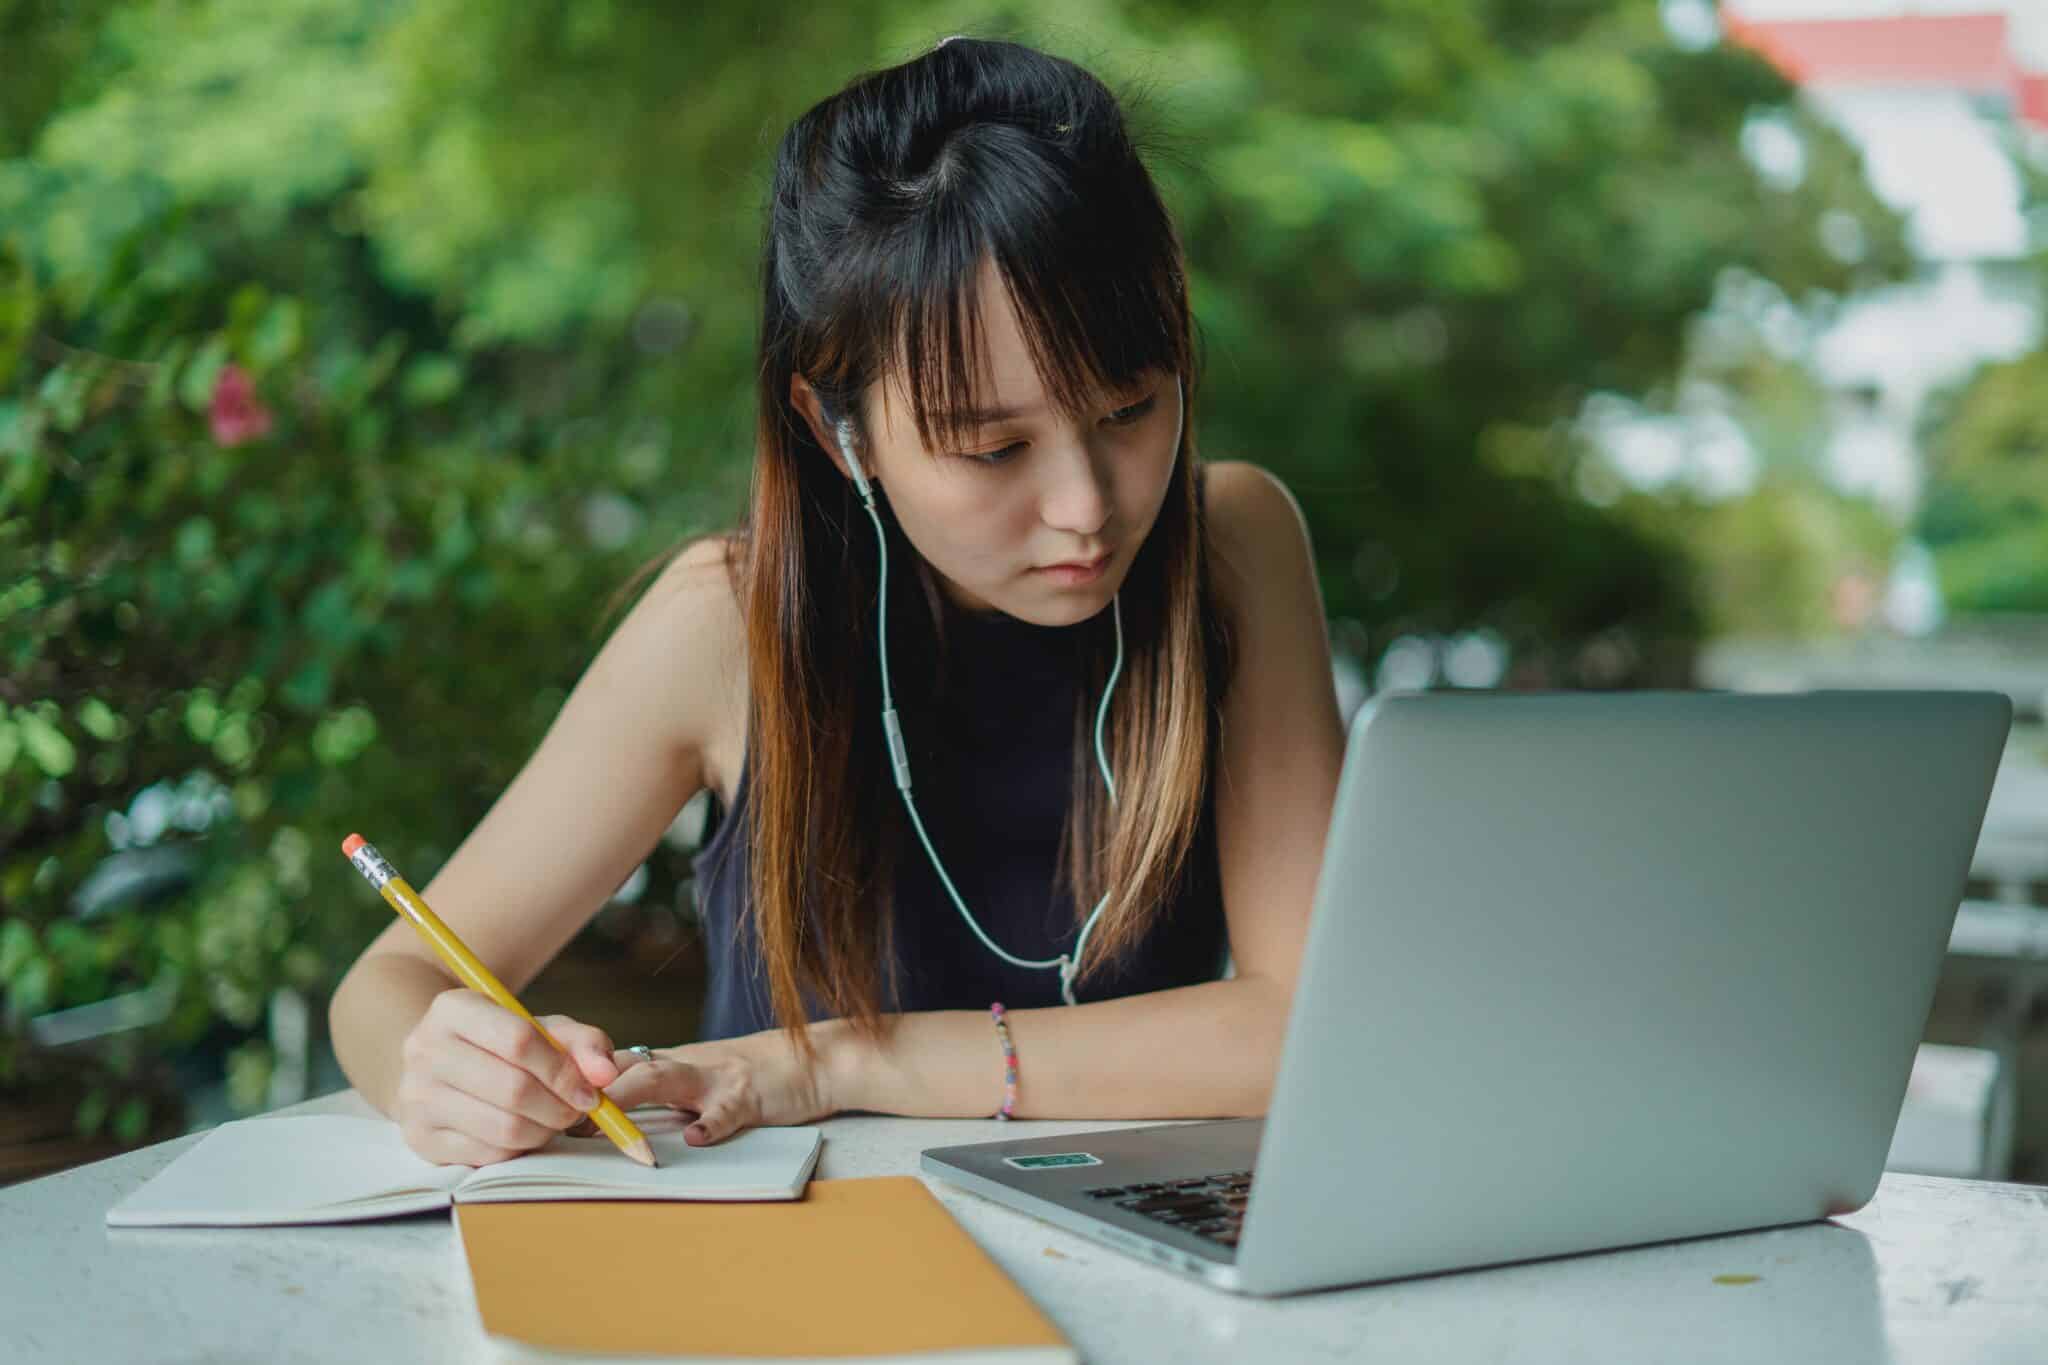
[454,1175,1076,1361]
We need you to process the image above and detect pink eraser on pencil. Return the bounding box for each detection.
[341,833,365,857]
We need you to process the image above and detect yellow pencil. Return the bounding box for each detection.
[340,832,656,1167]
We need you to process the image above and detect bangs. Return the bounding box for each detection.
[836,128,1188,456]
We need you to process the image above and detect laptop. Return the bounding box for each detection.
[921,689,2012,1296]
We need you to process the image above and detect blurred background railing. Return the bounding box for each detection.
[4,0,2046,1187]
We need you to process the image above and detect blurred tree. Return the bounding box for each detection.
[1,0,729,1142]
[1917,346,2048,613]
[1912,133,2048,617]
[0,0,125,157]
[1118,0,1910,662]
[335,0,1912,661]
[0,0,1913,1147]
[1584,256,1915,639]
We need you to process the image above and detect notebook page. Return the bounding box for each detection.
[454,1124,821,1202]
[106,1116,468,1227]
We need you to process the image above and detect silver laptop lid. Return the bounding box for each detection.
[1235,689,2010,1294]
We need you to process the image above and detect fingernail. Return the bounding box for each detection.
[573,1088,598,1109]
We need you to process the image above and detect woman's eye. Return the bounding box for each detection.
[963,442,1027,465]
[1108,394,1157,426]
[956,392,1157,464]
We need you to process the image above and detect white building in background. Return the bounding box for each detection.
[1600,2,2047,631]
[1728,2,2045,631]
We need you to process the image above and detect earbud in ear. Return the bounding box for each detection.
[827,409,874,501]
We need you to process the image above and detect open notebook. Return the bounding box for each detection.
[106,1109,821,1227]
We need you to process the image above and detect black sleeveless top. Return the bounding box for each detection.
[689,603,1231,1040]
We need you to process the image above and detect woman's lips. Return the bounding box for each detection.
[1033,550,1112,584]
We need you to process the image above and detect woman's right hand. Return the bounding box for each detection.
[393,988,621,1167]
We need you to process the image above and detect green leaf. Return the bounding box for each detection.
[226,1039,274,1113]
[178,336,229,414]
[0,399,23,455]
[184,688,221,743]
[11,955,55,1017]
[278,657,333,712]
[37,364,87,432]
[0,918,36,980]
[146,337,192,410]
[174,515,217,568]
[388,558,437,601]
[301,578,354,640]
[112,1096,152,1143]
[73,1086,110,1139]
[78,697,121,740]
[400,353,463,408]
[44,919,95,974]
[18,709,75,777]
[227,282,271,334]
[249,297,305,370]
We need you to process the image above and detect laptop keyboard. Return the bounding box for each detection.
[1082,1169,1253,1248]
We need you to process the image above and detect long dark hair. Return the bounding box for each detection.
[617,35,1232,1053]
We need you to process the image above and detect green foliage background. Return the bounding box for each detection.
[1916,327,2048,612]
[3,0,1923,1139]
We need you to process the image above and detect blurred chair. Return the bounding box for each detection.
[1886,1041,2012,1180]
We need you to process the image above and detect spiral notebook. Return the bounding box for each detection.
[106,1111,821,1228]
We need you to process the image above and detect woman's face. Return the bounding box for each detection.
[797,262,1184,627]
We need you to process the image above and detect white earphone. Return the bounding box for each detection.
[829,375,1184,1004]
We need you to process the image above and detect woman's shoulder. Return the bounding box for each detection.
[612,531,750,798]
[1199,459,1315,612]
[656,530,745,599]
[633,532,745,645]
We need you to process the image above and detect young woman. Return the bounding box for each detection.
[329,35,1345,1167]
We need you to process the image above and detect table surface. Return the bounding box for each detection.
[5,1089,2047,1364]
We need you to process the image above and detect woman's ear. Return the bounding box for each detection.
[789,373,866,486]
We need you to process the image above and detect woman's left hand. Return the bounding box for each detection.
[569,1026,840,1146]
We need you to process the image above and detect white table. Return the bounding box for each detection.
[5,1089,2046,1363]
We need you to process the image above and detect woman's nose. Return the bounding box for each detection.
[1040,444,1112,535]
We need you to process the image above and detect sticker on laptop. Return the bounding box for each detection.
[1002,1152,1103,1170]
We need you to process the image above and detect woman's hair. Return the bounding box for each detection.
[615,35,1233,1052]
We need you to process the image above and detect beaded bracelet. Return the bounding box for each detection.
[990,1002,1018,1120]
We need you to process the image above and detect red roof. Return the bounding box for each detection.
[1723,9,2048,129]
[2022,72,2048,127]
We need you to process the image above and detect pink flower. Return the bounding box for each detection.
[209,365,274,447]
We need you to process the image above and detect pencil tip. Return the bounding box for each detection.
[629,1139,658,1168]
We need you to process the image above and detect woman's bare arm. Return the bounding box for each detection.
[328,538,742,1119]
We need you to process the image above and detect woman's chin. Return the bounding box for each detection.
[940,568,1121,628]
[1003,579,1120,627]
